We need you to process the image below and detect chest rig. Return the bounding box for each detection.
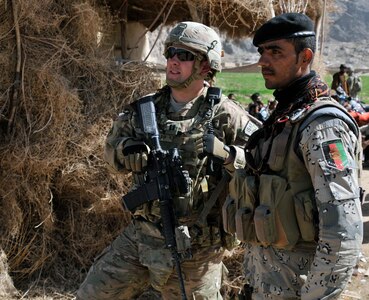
[154,88,225,178]
[133,88,228,225]
[224,97,360,250]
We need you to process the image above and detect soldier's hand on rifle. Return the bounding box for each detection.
[199,133,229,161]
[122,139,150,172]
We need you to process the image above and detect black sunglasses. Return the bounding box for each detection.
[164,47,197,61]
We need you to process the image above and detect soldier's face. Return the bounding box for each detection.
[165,47,197,83]
[257,39,305,90]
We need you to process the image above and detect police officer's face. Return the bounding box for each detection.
[165,47,197,83]
[257,39,305,90]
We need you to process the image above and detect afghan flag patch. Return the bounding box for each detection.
[321,139,348,171]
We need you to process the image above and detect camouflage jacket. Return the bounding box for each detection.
[242,97,363,299]
[104,85,260,231]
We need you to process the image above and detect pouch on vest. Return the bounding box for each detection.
[239,175,258,209]
[230,175,257,242]
[235,206,257,242]
[258,174,300,249]
[222,195,236,234]
[254,205,276,245]
[223,168,247,234]
[267,124,291,171]
[228,168,248,200]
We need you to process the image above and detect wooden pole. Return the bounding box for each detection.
[119,0,128,59]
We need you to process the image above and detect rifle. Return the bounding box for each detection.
[122,96,189,300]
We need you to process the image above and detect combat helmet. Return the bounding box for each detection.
[164,21,223,72]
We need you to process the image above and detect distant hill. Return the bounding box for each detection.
[146,0,369,71]
[324,0,369,71]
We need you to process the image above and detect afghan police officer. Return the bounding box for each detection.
[76,21,261,299]
[223,13,363,299]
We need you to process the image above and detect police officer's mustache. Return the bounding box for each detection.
[261,67,274,76]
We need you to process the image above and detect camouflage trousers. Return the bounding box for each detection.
[76,219,226,300]
[243,243,316,300]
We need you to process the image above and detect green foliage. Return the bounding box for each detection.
[324,74,369,103]
[217,72,369,105]
[216,72,274,105]
[358,75,369,103]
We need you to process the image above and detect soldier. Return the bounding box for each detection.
[346,65,362,99]
[331,63,349,96]
[224,13,363,299]
[76,21,261,299]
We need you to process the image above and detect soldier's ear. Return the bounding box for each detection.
[199,61,211,76]
[301,48,313,64]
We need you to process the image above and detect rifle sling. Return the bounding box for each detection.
[196,172,231,227]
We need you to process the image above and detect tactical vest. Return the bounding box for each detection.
[223,98,360,250]
[132,88,229,228]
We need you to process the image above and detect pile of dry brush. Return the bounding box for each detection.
[0,0,159,295]
[0,0,331,298]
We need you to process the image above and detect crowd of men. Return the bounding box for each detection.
[76,13,365,300]
[329,64,369,167]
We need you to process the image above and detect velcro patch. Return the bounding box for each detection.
[321,139,348,171]
[244,121,259,137]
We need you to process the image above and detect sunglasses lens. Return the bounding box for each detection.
[177,50,195,61]
[165,48,196,61]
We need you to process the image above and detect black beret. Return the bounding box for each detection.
[253,13,315,46]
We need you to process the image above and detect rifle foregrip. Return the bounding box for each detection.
[159,199,177,248]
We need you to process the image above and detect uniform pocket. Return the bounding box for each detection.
[235,206,257,242]
[254,205,276,245]
[258,175,300,249]
[294,190,317,242]
[227,172,258,241]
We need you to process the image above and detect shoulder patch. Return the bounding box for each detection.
[244,120,259,137]
[321,139,348,171]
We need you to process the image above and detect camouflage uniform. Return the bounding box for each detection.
[228,73,363,299]
[76,85,260,299]
[346,67,362,99]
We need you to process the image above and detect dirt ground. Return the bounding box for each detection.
[340,167,369,300]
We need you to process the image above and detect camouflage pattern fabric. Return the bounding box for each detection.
[76,85,261,299]
[243,110,363,299]
[77,219,225,299]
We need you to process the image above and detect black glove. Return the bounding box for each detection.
[197,133,229,161]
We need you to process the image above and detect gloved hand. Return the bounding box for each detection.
[122,139,150,172]
[199,133,229,161]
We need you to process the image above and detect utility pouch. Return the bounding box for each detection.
[235,206,256,242]
[222,195,236,234]
[294,190,317,241]
[254,205,276,245]
[258,174,300,249]
[267,125,291,172]
[227,171,258,242]
[229,169,247,200]
[239,175,258,209]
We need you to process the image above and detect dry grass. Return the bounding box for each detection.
[0,0,335,298]
[0,0,159,296]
